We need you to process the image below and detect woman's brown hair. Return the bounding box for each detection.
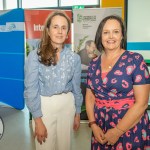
[37,10,71,66]
[95,15,126,53]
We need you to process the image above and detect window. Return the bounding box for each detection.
[22,0,58,8]
[6,0,17,9]
[60,0,99,7]
[0,0,3,10]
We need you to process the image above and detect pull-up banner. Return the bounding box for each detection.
[0,8,25,110]
[73,8,122,120]
[24,9,72,56]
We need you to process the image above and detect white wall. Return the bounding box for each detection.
[127,0,150,60]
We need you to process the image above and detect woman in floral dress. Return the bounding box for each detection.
[86,15,150,149]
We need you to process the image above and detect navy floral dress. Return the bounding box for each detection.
[87,50,150,150]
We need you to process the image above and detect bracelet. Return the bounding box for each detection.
[88,121,96,127]
[116,125,125,133]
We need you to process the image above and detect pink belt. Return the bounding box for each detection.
[95,98,135,110]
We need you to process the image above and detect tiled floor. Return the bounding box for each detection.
[0,105,91,150]
[0,104,150,150]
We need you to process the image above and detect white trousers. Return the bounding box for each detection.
[32,92,76,150]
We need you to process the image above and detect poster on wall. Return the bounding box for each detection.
[73,8,122,120]
[24,9,72,57]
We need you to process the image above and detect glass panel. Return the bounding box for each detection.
[0,0,3,10]
[22,0,58,8]
[6,0,17,9]
[60,0,99,6]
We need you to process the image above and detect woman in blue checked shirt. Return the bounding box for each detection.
[24,10,83,150]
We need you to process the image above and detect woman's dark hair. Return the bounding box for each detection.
[37,10,71,66]
[95,15,126,53]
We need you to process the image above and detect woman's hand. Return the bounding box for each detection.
[105,127,123,145]
[34,118,47,145]
[73,113,80,131]
[91,124,107,145]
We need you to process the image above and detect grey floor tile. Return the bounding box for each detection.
[0,105,91,150]
[1,104,149,150]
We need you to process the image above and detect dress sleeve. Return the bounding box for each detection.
[24,50,42,118]
[132,54,150,85]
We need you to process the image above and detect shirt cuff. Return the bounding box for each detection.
[31,110,43,119]
[76,106,81,114]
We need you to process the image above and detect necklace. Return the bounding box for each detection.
[107,55,119,69]
[103,50,123,69]
[108,65,112,69]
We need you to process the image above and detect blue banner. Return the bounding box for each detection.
[0,8,25,109]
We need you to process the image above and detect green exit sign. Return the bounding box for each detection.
[72,5,84,9]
